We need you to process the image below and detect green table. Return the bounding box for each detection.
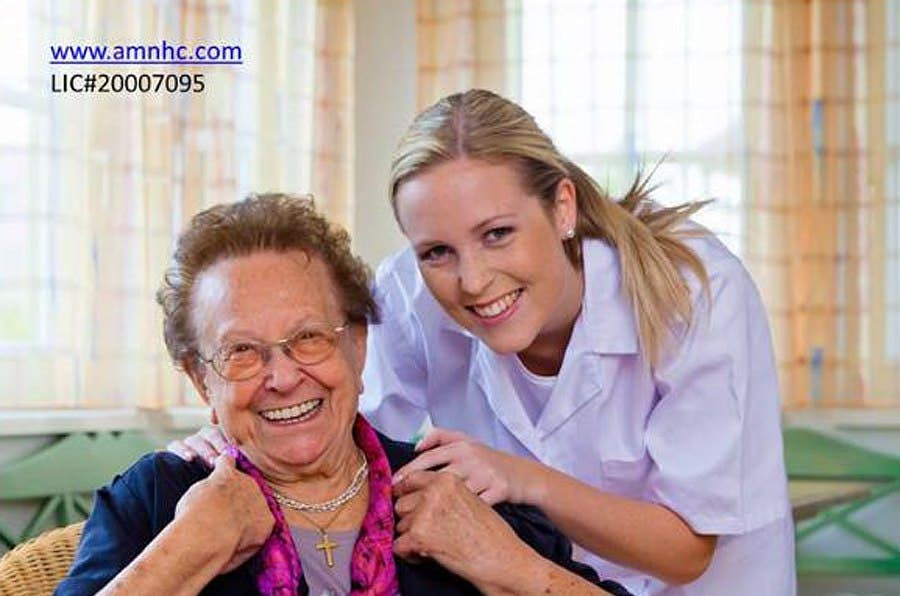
[789,479,880,522]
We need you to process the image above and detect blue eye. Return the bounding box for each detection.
[485,226,513,243]
[419,245,452,263]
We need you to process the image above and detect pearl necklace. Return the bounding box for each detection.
[272,453,368,513]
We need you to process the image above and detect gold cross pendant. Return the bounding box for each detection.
[316,532,339,568]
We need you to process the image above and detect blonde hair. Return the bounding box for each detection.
[389,89,710,366]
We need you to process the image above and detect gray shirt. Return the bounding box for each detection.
[290,525,360,596]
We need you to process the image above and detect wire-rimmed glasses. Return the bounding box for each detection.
[198,321,349,381]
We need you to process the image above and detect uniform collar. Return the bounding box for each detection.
[466,239,640,445]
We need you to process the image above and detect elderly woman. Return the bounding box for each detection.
[57,194,628,595]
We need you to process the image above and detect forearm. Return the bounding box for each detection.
[524,462,715,585]
[98,517,232,596]
[473,546,610,596]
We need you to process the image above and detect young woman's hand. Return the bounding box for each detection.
[166,425,229,467]
[392,428,542,506]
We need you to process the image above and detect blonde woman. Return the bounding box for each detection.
[174,90,794,596]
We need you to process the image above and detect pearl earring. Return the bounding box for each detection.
[564,229,576,240]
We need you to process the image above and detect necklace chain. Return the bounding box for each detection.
[272,451,368,513]
[270,450,368,569]
[290,493,359,569]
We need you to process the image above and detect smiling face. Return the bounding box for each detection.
[185,250,366,480]
[395,158,584,371]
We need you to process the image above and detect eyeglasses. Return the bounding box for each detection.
[198,322,349,381]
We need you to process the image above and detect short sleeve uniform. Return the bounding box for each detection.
[361,236,795,596]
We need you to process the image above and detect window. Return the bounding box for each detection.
[515,0,900,405]
[0,1,346,409]
[519,0,744,254]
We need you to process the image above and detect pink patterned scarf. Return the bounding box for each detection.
[226,415,399,595]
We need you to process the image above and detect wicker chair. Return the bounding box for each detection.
[0,521,83,596]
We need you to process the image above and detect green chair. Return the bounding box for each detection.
[0,431,159,549]
[785,427,900,576]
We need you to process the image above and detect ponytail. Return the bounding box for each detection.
[567,161,711,365]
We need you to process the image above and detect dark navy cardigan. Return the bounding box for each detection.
[57,431,630,595]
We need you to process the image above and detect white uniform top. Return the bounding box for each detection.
[360,235,796,596]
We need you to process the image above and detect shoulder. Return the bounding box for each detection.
[371,432,630,593]
[582,229,750,300]
[643,226,761,325]
[392,492,623,594]
[372,247,422,308]
[375,245,419,283]
[111,451,211,510]
[652,230,775,377]
[83,450,208,524]
[56,453,211,595]
[374,430,418,472]
[370,249,425,336]
[693,235,748,277]
[370,248,473,366]
[493,503,553,531]
[123,451,211,488]
[679,232,763,321]
[128,450,211,478]
[373,248,458,331]
[492,503,566,547]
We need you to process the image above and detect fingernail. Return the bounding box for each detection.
[392,473,404,486]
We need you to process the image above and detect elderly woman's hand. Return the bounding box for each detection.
[393,471,530,580]
[393,470,608,595]
[167,425,229,467]
[175,453,275,573]
[95,454,276,596]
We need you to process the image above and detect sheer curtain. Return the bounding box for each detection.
[414,0,900,408]
[0,0,353,409]
[415,0,520,109]
[745,0,900,408]
[313,0,354,225]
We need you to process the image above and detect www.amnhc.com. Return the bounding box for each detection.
[48,40,242,95]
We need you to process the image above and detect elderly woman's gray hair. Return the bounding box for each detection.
[156,193,379,365]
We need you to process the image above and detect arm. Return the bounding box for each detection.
[59,454,273,596]
[393,264,771,585]
[393,471,615,595]
[97,513,236,596]
[523,461,715,585]
[100,454,272,595]
[395,438,713,585]
[479,546,609,596]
